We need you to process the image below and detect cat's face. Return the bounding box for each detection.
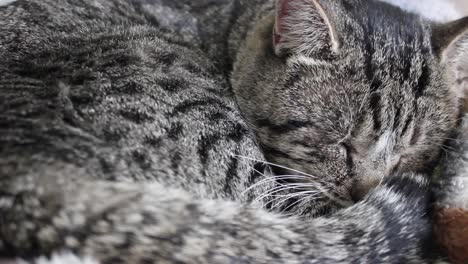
[232,0,468,216]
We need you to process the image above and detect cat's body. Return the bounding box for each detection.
[0,0,467,263]
[0,0,273,260]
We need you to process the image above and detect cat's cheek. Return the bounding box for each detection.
[434,208,468,264]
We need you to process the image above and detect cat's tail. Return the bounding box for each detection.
[0,157,440,263]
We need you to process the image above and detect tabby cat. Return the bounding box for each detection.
[230,0,468,215]
[0,0,467,263]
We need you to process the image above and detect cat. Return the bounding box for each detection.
[230,0,468,216]
[0,0,467,263]
[0,0,272,260]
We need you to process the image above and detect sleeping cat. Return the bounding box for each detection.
[0,0,467,263]
[230,0,468,216]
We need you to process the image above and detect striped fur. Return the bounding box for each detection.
[231,0,466,216]
[0,0,465,263]
[17,173,433,264]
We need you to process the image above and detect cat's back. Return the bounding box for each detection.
[0,0,266,201]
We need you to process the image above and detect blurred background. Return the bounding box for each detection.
[380,0,468,21]
[0,0,468,19]
[453,0,468,11]
[0,0,467,23]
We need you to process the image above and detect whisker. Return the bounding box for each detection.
[234,154,319,179]
[270,190,323,211]
[254,184,318,204]
[241,175,310,195]
[235,157,270,178]
[279,193,321,214]
[234,155,352,207]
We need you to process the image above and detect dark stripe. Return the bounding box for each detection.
[260,143,293,160]
[223,154,239,196]
[198,133,222,166]
[182,62,204,75]
[167,122,184,140]
[383,174,428,199]
[248,162,269,185]
[197,124,247,167]
[157,52,177,67]
[169,98,231,117]
[206,111,227,122]
[363,26,375,81]
[221,0,242,72]
[260,144,316,164]
[392,106,401,131]
[157,77,186,93]
[418,225,441,261]
[284,70,301,89]
[414,61,430,98]
[132,150,151,170]
[290,140,313,148]
[302,202,334,217]
[402,55,412,82]
[342,223,365,248]
[227,123,249,142]
[119,109,155,124]
[369,93,382,131]
[304,150,328,163]
[369,78,382,92]
[343,144,355,177]
[256,119,313,134]
[144,136,162,147]
[401,114,413,136]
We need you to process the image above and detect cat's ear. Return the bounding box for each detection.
[273,0,340,57]
[432,17,468,103]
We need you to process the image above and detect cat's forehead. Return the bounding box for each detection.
[288,1,436,83]
[303,14,437,98]
[340,0,433,53]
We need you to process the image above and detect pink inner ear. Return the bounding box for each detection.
[273,0,293,47]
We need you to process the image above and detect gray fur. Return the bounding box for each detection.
[231,0,466,213]
[436,115,468,209]
[0,0,466,263]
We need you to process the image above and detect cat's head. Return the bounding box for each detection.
[232,0,468,216]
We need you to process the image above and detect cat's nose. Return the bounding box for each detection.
[350,177,380,203]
